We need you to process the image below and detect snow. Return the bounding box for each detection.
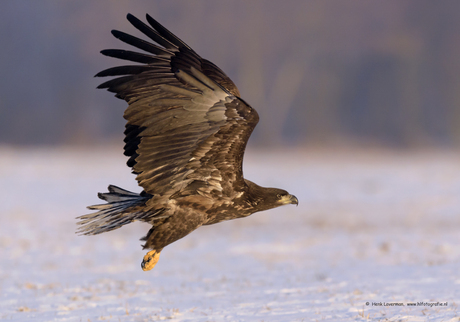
[1,146,460,321]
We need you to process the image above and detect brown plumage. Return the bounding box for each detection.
[77,13,298,271]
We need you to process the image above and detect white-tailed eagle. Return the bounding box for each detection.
[77,14,298,271]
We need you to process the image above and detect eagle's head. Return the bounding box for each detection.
[259,188,298,209]
[245,180,298,212]
[274,189,299,207]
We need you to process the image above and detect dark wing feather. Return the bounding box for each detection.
[127,13,177,50]
[111,30,174,57]
[95,65,157,77]
[101,49,164,64]
[96,14,257,200]
[145,14,192,50]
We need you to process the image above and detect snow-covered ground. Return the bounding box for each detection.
[1,146,460,321]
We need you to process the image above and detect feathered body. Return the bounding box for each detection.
[77,14,298,270]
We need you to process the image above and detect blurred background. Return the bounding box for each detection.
[1,0,459,149]
[3,2,460,319]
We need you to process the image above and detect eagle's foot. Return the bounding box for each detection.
[141,250,161,271]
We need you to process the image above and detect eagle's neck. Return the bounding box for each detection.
[243,179,275,212]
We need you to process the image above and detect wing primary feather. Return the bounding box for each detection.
[100,49,167,64]
[97,75,135,90]
[95,65,154,77]
[146,14,193,51]
[127,13,178,50]
[111,30,173,56]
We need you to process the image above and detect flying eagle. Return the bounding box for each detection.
[77,13,298,271]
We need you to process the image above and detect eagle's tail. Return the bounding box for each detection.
[77,185,160,235]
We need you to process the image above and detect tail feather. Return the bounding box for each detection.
[97,185,140,203]
[77,185,165,235]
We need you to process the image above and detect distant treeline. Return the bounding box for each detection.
[1,1,459,147]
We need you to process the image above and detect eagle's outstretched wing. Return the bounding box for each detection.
[96,14,259,200]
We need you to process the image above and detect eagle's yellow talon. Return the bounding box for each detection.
[141,250,161,271]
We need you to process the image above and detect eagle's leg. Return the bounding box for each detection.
[141,249,161,271]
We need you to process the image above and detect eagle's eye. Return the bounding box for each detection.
[277,194,282,199]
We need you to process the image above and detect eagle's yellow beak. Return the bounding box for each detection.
[280,194,299,206]
[289,194,299,206]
